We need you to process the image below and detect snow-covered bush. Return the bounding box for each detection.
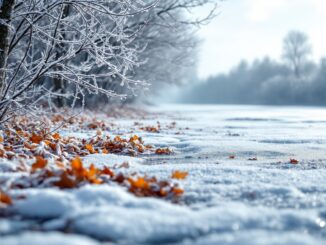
[0,0,219,118]
[84,0,218,106]
[0,0,157,122]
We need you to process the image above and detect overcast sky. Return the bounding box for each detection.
[197,0,326,79]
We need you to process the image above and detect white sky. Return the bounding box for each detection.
[197,0,326,79]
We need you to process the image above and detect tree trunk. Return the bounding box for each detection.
[53,4,70,108]
[0,0,15,95]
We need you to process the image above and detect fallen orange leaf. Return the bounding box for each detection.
[52,132,61,140]
[30,133,43,144]
[171,171,188,180]
[0,149,5,158]
[71,157,82,170]
[85,144,95,154]
[71,157,85,177]
[114,136,123,142]
[31,156,48,171]
[129,177,150,189]
[129,135,139,142]
[86,164,103,184]
[101,167,115,177]
[87,164,98,180]
[0,190,12,205]
[172,188,184,195]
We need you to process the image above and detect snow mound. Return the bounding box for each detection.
[82,153,144,168]
[9,185,326,244]
[1,232,100,245]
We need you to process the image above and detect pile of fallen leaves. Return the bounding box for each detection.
[0,157,187,206]
[0,114,181,207]
[0,121,173,165]
[0,129,156,161]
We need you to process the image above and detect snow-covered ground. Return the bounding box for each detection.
[1,104,326,244]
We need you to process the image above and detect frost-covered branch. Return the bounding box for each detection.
[0,0,159,121]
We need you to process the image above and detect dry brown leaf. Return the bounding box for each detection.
[54,172,77,189]
[87,123,98,129]
[155,148,172,155]
[290,159,299,164]
[114,136,123,142]
[140,126,159,133]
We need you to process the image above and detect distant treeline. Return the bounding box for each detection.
[181,31,326,106]
[181,57,326,105]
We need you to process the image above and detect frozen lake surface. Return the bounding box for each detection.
[1,104,326,244]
